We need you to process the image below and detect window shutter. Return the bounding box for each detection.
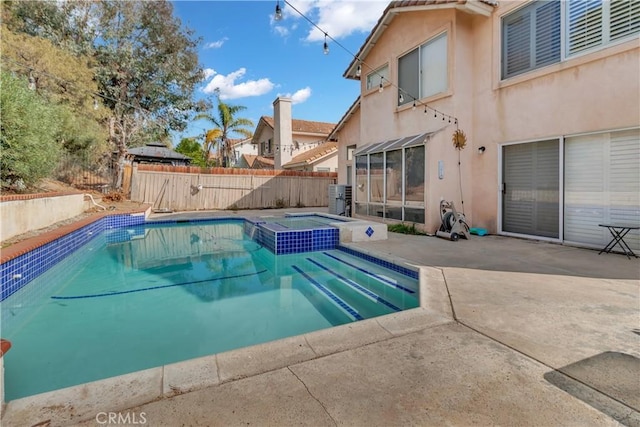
[567,0,604,55]
[503,11,532,78]
[610,0,640,41]
[534,1,561,67]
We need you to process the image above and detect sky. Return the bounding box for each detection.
[171,0,389,144]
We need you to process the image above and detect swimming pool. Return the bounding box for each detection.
[259,214,345,230]
[1,219,418,400]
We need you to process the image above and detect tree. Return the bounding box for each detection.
[0,72,63,188]
[92,1,203,186]
[197,97,254,167]
[1,0,204,188]
[2,0,99,55]
[0,24,108,155]
[175,138,206,167]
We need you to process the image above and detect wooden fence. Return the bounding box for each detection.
[130,164,337,211]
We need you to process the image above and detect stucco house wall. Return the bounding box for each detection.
[338,0,640,242]
[335,104,361,186]
[356,8,476,231]
[470,2,640,232]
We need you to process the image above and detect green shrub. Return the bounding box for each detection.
[387,223,427,235]
[0,72,63,188]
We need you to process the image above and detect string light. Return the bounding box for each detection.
[274,0,283,21]
[378,78,384,93]
[355,63,361,77]
[412,100,416,111]
[2,57,221,140]
[323,33,329,55]
[424,105,428,114]
[399,93,404,104]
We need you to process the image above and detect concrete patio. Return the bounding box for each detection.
[3,209,638,426]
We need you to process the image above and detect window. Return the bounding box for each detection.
[398,32,448,106]
[346,145,356,161]
[502,1,561,79]
[567,0,640,55]
[267,138,272,154]
[366,64,389,91]
[353,134,427,223]
[355,155,368,203]
[502,0,639,79]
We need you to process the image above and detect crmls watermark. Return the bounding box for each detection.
[95,411,147,425]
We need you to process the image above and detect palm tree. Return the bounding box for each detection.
[197,96,254,167]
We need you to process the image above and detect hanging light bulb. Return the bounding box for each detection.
[275,0,283,21]
[28,70,36,91]
[379,77,384,93]
[355,63,361,77]
[323,34,329,55]
[412,100,417,111]
[424,106,428,114]
[434,111,437,118]
[399,93,404,103]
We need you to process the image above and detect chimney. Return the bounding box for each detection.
[273,97,293,169]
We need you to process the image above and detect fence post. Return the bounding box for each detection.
[122,163,133,197]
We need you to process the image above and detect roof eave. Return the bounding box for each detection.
[343,1,496,79]
[292,131,332,138]
[328,96,361,140]
[284,149,338,168]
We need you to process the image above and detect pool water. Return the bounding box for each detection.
[1,220,418,400]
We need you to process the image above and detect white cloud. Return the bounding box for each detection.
[204,37,228,49]
[273,25,289,37]
[203,68,216,80]
[202,68,275,100]
[307,1,387,41]
[279,87,312,104]
[274,1,386,42]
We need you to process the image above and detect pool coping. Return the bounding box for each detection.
[0,211,448,425]
[1,263,453,426]
[0,205,153,264]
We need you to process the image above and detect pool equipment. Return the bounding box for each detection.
[435,200,470,241]
[328,184,352,216]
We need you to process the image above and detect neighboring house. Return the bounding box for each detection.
[284,141,338,172]
[236,154,275,169]
[125,142,191,166]
[333,0,639,251]
[252,97,338,171]
[228,137,258,167]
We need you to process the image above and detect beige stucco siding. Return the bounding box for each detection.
[469,3,640,231]
[340,3,640,234]
[336,109,361,186]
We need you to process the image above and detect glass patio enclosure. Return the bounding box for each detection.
[354,132,430,223]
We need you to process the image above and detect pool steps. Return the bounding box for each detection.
[291,266,363,321]
[305,258,401,312]
[322,252,416,294]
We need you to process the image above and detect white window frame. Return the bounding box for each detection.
[565,0,640,57]
[366,64,389,92]
[501,0,640,80]
[397,32,448,106]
